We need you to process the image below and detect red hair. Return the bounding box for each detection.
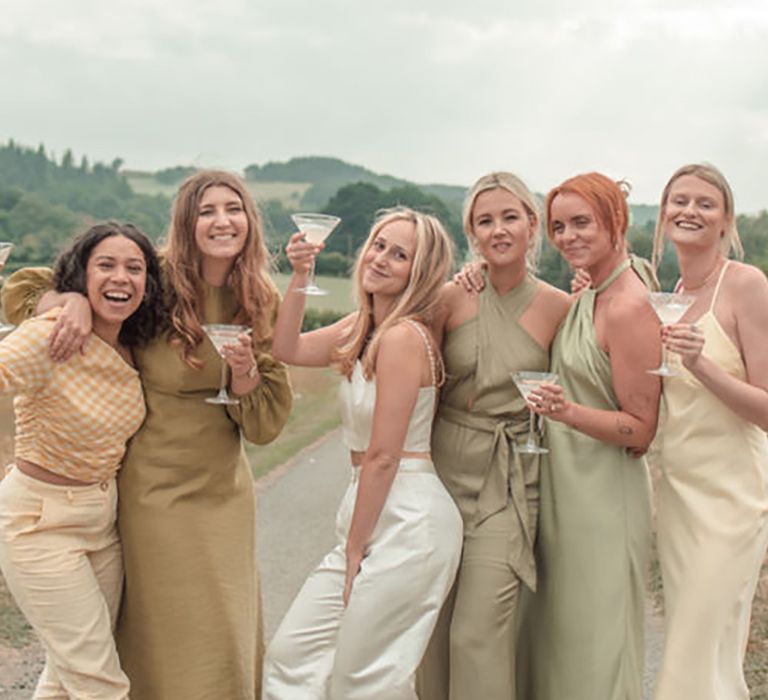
[545,172,630,248]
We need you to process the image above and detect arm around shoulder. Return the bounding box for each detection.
[1,267,54,324]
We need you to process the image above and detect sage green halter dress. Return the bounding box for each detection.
[518,258,655,700]
[418,274,547,700]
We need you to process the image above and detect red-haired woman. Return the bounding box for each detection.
[2,171,292,699]
[517,173,662,700]
[651,164,768,700]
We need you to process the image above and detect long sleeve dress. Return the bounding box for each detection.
[2,267,293,700]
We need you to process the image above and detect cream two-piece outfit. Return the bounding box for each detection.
[0,310,145,699]
[263,325,463,699]
[654,262,768,700]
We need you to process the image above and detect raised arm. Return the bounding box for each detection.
[342,322,429,604]
[272,231,352,367]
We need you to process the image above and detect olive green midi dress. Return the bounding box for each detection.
[517,258,655,700]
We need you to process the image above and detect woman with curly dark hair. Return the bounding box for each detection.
[0,221,163,699]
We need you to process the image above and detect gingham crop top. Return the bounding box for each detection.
[0,309,146,482]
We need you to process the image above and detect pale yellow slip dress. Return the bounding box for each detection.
[655,262,768,700]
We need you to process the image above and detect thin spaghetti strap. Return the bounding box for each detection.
[404,319,437,387]
[709,260,731,312]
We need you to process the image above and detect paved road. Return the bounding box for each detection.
[256,428,665,698]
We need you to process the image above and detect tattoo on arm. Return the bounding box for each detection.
[617,421,634,436]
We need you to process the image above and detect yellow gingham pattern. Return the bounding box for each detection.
[0,309,146,482]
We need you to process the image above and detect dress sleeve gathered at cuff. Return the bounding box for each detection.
[226,349,293,445]
[1,267,55,325]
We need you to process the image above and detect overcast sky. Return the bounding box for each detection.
[2,0,767,211]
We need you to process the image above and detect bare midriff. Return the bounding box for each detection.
[15,457,97,487]
[349,450,431,467]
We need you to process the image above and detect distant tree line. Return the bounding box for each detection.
[1,141,766,294]
[0,141,169,268]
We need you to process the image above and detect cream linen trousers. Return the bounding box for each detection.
[263,458,463,700]
[0,466,129,699]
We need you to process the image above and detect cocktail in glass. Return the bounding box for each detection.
[647,292,695,376]
[0,243,15,335]
[291,213,341,296]
[511,371,559,454]
[203,324,252,405]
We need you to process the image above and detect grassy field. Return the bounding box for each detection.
[125,172,312,209]
[272,273,355,314]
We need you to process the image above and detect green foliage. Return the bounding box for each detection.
[301,307,346,331]
[321,181,465,265]
[154,166,197,185]
[0,140,170,267]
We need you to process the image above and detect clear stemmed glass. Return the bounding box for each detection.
[647,292,695,376]
[512,371,559,454]
[0,242,15,335]
[203,324,252,405]
[291,213,341,296]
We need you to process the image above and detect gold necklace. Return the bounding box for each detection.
[680,258,724,293]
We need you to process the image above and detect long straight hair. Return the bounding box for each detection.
[334,207,454,382]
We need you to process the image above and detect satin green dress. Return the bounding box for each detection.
[517,258,655,700]
[2,268,293,700]
[418,274,548,700]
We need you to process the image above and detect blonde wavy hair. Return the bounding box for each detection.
[463,171,542,272]
[161,170,278,368]
[334,207,455,382]
[652,163,744,269]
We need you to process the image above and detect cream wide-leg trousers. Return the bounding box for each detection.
[0,466,129,700]
[263,458,463,700]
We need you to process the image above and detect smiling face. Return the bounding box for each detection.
[663,174,727,253]
[470,188,534,268]
[360,218,417,301]
[194,185,249,270]
[86,235,147,341]
[549,192,613,271]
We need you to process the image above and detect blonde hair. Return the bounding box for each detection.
[335,207,454,382]
[161,170,278,368]
[462,172,542,272]
[652,163,744,268]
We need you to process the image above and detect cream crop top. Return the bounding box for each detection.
[338,321,437,453]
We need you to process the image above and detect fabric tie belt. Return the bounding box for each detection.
[438,404,538,591]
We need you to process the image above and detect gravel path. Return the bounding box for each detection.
[0,429,665,698]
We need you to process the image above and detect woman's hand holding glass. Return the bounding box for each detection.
[285,231,324,276]
[528,382,570,422]
[661,322,705,370]
[223,332,261,394]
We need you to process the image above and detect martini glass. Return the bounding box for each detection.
[512,371,559,454]
[203,324,252,405]
[0,243,15,335]
[647,292,695,376]
[291,213,341,296]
